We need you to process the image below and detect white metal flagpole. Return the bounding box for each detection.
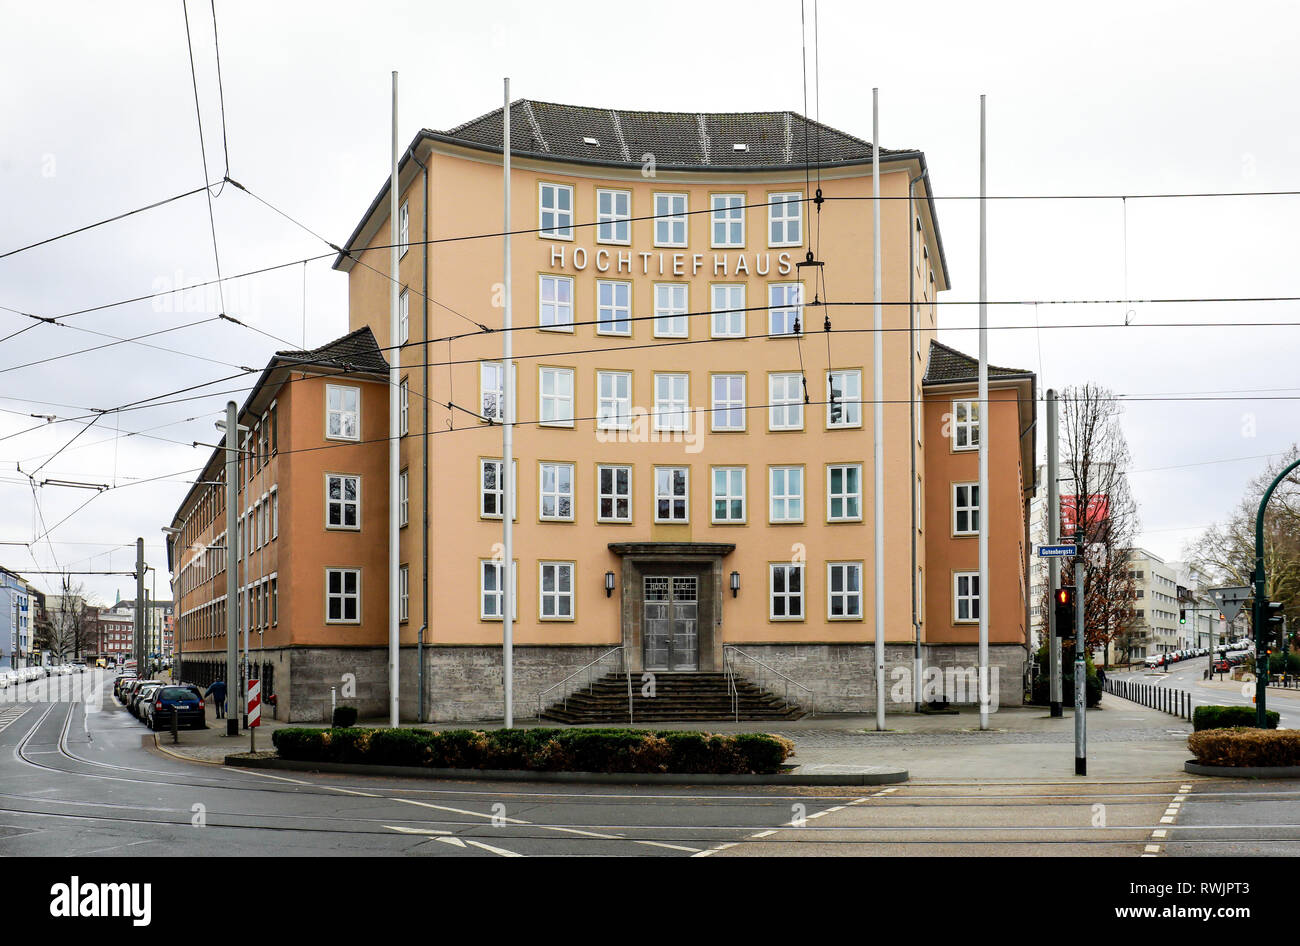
[388,71,401,728]
[977,93,990,731]
[872,87,885,731]
[502,77,514,728]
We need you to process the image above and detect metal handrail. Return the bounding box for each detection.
[535,646,624,719]
[723,648,740,721]
[723,645,815,715]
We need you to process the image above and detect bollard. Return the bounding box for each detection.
[171,705,179,744]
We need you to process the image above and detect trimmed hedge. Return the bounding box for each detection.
[1193,705,1280,732]
[270,726,795,774]
[1188,728,1300,767]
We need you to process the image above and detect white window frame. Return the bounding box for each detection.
[953,399,980,451]
[711,373,746,431]
[955,571,980,623]
[596,464,632,523]
[654,372,689,432]
[827,562,863,620]
[325,567,361,625]
[325,383,360,441]
[398,565,409,622]
[596,188,631,245]
[538,367,574,427]
[480,458,517,520]
[768,373,804,431]
[270,488,278,539]
[399,377,409,436]
[539,274,575,332]
[826,464,863,522]
[768,192,803,247]
[769,563,805,621]
[654,466,690,523]
[953,482,980,536]
[711,466,746,523]
[653,192,688,247]
[538,461,575,522]
[480,361,514,423]
[769,466,805,523]
[710,193,745,248]
[480,560,518,621]
[399,200,410,258]
[539,182,573,239]
[768,282,804,336]
[654,283,688,338]
[711,283,745,338]
[399,470,409,527]
[597,371,633,431]
[826,369,862,428]
[398,288,410,344]
[538,561,575,621]
[325,474,360,531]
[596,279,632,336]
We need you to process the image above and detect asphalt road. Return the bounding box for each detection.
[1116,663,1300,728]
[1,671,1297,857]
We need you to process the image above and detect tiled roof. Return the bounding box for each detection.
[923,339,1032,385]
[274,326,389,375]
[435,99,913,171]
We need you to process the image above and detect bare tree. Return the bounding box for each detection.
[49,575,94,661]
[1060,384,1139,664]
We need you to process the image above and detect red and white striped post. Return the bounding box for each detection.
[248,679,261,753]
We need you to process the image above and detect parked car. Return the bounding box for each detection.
[130,683,163,719]
[114,674,138,702]
[120,678,157,712]
[142,685,206,730]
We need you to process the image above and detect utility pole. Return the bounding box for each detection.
[134,538,144,673]
[224,401,239,737]
[977,93,990,730]
[1047,390,1062,717]
[502,76,515,729]
[1074,529,1088,776]
[387,70,401,728]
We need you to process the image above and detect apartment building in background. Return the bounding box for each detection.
[1121,548,1182,660]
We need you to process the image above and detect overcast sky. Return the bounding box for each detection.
[2,0,1298,605]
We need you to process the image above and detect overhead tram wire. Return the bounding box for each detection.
[0,316,228,377]
[209,0,230,191]
[181,0,228,316]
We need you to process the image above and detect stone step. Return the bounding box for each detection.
[538,670,806,724]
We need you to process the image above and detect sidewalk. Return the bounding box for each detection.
[152,694,1194,782]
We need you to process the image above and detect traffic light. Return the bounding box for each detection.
[1054,586,1076,638]
[1262,601,1285,648]
[1179,609,1186,625]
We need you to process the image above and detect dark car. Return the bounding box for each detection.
[122,679,160,716]
[114,674,138,703]
[142,685,206,730]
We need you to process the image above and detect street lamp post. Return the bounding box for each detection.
[1252,456,1300,728]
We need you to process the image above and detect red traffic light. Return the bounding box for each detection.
[1055,587,1074,607]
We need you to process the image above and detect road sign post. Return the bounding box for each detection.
[248,679,261,754]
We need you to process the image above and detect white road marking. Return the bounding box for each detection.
[383,824,452,836]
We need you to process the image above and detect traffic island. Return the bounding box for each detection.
[1184,727,1300,778]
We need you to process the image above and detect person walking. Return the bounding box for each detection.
[205,679,228,719]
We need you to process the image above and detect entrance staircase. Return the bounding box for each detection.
[539,671,805,724]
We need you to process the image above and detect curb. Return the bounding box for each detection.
[225,755,909,786]
[1184,760,1300,779]
[150,735,226,766]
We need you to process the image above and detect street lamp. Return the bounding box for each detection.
[604,571,616,598]
[730,571,741,598]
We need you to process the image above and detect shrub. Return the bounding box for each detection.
[1192,705,1280,731]
[1029,644,1102,707]
[332,706,358,728]
[1188,728,1300,767]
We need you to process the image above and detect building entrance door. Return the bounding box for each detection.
[643,576,698,671]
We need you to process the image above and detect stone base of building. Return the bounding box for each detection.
[183,642,1028,723]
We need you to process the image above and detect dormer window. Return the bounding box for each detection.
[583,136,600,148]
[733,143,749,152]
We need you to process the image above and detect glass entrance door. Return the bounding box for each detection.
[643,576,698,671]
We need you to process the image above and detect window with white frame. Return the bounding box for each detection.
[768,192,802,246]
[955,572,980,622]
[826,369,862,428]
[326,474,360,530]
[271,489,278,538]
[480,361,513,423]
[770,563,804,619]
[399,201,410,257]
[399,288,409,344]
[479,458,516,519]
[596,189,630,244]
[399,470,409,527]
[326,568,360,623]
[953,400,980,450]
[711,467,745,523]
[655,467,689,522]
[654,193,687,246]
[711,193,744,247]
[539,275,574,330]
[768,283,803,335]
[539,462,574,520]
[827,562,863,619]
[597,465,631,522]
[596,280,631,335]
[953,483,980,535]
[597,371,632,430]
[711,283,745,337]
[539,183,573,238]
[827,464,862,521]
[769,466,804,522]
[399,377,409,435]
[480,560,517,620]
[539,561,574,620]
[711,374,745,431]
[654,283,688,337]
[654,373,689,431]
[538,367,574,426]
[768,373,804,430]
[399,565,409,622]
[326,384,360,440]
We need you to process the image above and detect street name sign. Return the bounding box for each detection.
[1037,544,1078,558]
